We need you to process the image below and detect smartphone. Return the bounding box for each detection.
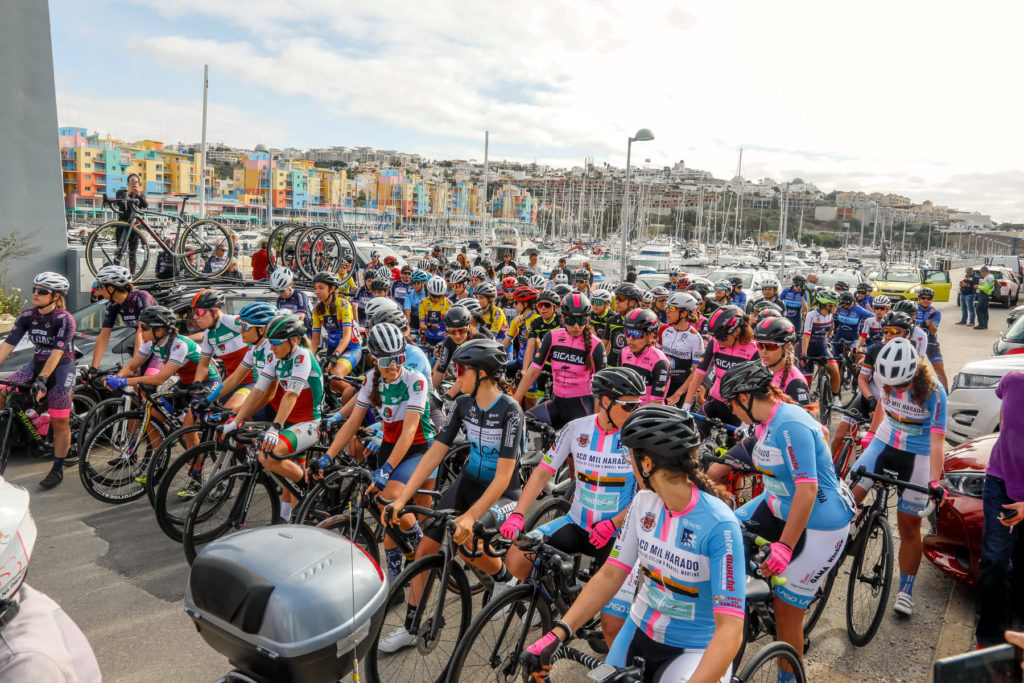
[1004,508,1020,521]
[933,643,1023,683]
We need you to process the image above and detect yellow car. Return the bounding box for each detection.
[871,267,952,302]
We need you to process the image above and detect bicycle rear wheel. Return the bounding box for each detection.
[845,511,893,646]
[524,496,570,531]
[78,411,167,504]
[292,465,361,526]
[154,441,231,542]
[64,390,98,468]
[735,641,806,682]
[85,221,151,281]
[296,226,343,279]
[315,514,380,565]
[144,425,204,508]
[816,366,833,427]
[803,562,838,640]
[178,219,234,278]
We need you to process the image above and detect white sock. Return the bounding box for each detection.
[280,501,293,522]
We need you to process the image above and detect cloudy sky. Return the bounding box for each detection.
[51,0,1024,221]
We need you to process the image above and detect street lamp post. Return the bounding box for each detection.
[620,128,654,280]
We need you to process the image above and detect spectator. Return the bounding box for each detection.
[956,267,978,326]
[155,237,174,279]
[430,244,448,271]
[251,239,270,281]
[975,371,1024,649]
[114,173,147,273]
[976,266,994,330]
[625,269,638,284]
[204,243,228,275]
[526,250,540,272]
[806,272,820,293]
[455,252,470,271]
[222,258,243,281]
[581,260,595,285]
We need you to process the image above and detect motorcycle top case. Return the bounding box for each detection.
[185,525,387,683]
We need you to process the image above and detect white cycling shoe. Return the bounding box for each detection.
[893,591,913,616]
[377,626,417,653]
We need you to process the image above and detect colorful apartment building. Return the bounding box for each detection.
[491,184,535,223]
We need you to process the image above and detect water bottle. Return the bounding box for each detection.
[24,409,50,436]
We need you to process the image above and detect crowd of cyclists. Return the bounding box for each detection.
[0,249,963,682]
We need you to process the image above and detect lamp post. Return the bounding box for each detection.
[620,128,654,280]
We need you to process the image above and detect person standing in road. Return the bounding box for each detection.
[956,267,978,326]
[975,371,1024,649]
[976,266,995,330]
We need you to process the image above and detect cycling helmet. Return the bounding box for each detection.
[537,290,561,307]
[456,298,484,316]
[364,297,401,321]
[880,310,914,334]
[669,267,681,276]
[512,286,539,303]
[452,338,507,373]
[591,289,613,305]
[791,274,807,286]
[470,266,487,279]
[756,307,781,322]
[834,280,850,292]
[667,292,698,312]
[448,270,469,285]
[0,477,37,600]
[719,360,774,402]
[561,292,592,317]
[554,284,574,297]
[686,282,711,299]
[95,265,132,289]
[703,293,720,315]
[729,276,744,288]
[475,282,497,299]
[366,322,406,359]
[893,299,917,315]
[265,314,306,341]
[501,277,519,291]
[269,268,295,292]
[714,279,732,292]
[815,288,841,306]
[238,302,278,327]
[917,287,935,299]
[553,273,569,285]
[139,305,177,329]
[522,269,539,279]
[873,295,892,308]
[339,254,354,265]
[501,266,517,277]
[856,282,871,292]
[191,288,225,309]
[369,250,379,259]
[384,255,398,267]
[444,305,473,328]
[591,367,646,398]
[623,308,660,334]
[875,338,920,386]
[427,258,439,269]
[370,279,390,292]
[426,276,447,297]
[759,274,780,290]
[370,308,409,332]
[528,274,547,289]
[839,291,856,306]
[650,286,670,299]
[751,298,784,316]
[374,266,391,281]
[708,305,745,340]
[613,282,643,301]
[33,272,70,295]
[640,290,654,306]
[411,269,431,283]
[400,264,413,274]
[572,270,590,283]
[753,315,797,344]
[313,271,341,288]
[620,404,701,454]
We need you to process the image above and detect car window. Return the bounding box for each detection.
[1007,315,1024,343]
[924,271,950,283]
[880,269,920,283]
[224,295,275,314]
[817,272,861,288]
[74,300,120,335]
[705,270,753,289]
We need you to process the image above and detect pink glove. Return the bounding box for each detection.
[762,541,793,576]
[589,519,617,548]
[860,431,875,451]
[500,512,525,540]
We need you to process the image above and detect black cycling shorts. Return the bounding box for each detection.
[423,473,520,545]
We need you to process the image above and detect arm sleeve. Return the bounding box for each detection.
[199,331,214,357]
[530,331,555,371]
[354,371,375,409]
[165,339,188,367]
[606,498,641,572]
[435,340,454,374]
[3,312,28,347]
[281,352,312,394]
[649,358,671,402]
[53,313,75,353]
[590,336,607,370]
[784,377,810,405]
[779,421,819,483]
[434,398,464,446]
[418,300,429,320]
[406,372,428,413]
[311,306,323,333]
[540,421,573,473]
[708,517,746,618]
[499,405,524,460]
[102,302,119,329]
[137,194,149,209]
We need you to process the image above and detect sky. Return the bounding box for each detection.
[50,0,1024,222]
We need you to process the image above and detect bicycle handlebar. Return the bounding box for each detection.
[686,410,738,432]
[849,465,945,518]
[524,414,557,439]
[832,406,873,424]
[739,529,788,586]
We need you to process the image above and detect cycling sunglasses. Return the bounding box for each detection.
[615,398,641,412]
[917,296,933,301]
[756,341,782,351]
[267,338,289,346]
[376,354,405,368]
[563,315,588,327]
[449,327,469,336]
[883,327,906,336]
[32,287,53,296]
[624,328,646,339]
[238,321,265,332]
[537,302,554,310]
[192,307,210,317]
[139,323,152,332]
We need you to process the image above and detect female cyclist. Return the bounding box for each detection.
[310,271,362,380]
[914,287,948,390]
[381,339,524,652]
[589,289,615,349]
[474,282,508,340]
[191,289,250,386]
[722,361,853,680]
[660,291,704,405]
[513,293,606,427]
[521,404,744,683]
[448,269,470,302]
[649,286,671,323]
[856,294,891,351]
[0,273,77,489]
[269,268,313,335]
[403,269,429,333]
[418,275,451,354]
[801,287,842,407]
[893,299,930,356]
[214,302,281,414]
[850,337,947,617]
[572,269,592,296]
[754,315,811,406]
[433,305,489,397]
[224,314,324,524]
[619,308,671,406]
[501,367,645,648]
[89,265,156,374]
[519,289,562,404]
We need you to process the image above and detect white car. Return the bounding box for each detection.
[946,354,1024,444]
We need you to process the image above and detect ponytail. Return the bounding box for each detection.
[633,446,730,504]
[582,321,596,372]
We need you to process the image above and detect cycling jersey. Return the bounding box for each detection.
[403,344,433,383]
[528,314,562,357]
[658,324,704,382]
[606,488,745,649]
[239,339,280,409]
[404,287,426,328]
[802,310,833,347]
[530,329,606,399]
[389,279,412,308]
[435,331,489,376]
[833,305,873,343]
[435,393,523,493]
[481,305,508,340]
[312,296,361,350]
[731,291,747,309]
[418,297,451,343]
[351,286,374,324]
[910,326,929,356]
[276,290,314,335]
[772,363,810,405]
[508,311,538,365]
[859,342,886,399]
[875,383,947,454]
[859,317,884,346]
[778,287,807,332]
[355,367,434,445]
[607,312,628,362]
[102,289,156,329]
[5,308,76,365]
[200,313,249,375]
[694,339,759,402]
[337,272,357,299]
[915,305,941,344]
[137,333,218,384]
[539,415,636,529]
[591,309,615,343]
[619,345,671,404]
[256,346,324,422]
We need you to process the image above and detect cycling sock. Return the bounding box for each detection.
[776,668,797,683]
[51,457,65,473]
[405,522,423,547]
[899,572,916,595]
[492,563,512,583]
[385,547,404,583]
[404,602,418,630]
[279,501,293,522]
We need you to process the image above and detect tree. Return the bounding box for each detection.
[0,229,38,315]
[212,160,234,181]
[825,190,838,201]
[355,191,367,208]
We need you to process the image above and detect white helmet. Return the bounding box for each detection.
[456,297,483,316]
[426,276,447,297]
[0,478,36,600]
[760,275,780,290]
[668,291,698,312]
[471,266,487,279]
[641,290,654,305]
[364,296,401,321]
[591,289,612,305]
[33,272,70,295]
[527,274,547,289]
[269,268,294,293]
[875,337,920,386]
[553,273,569,285]
[448,270,469,285]
[95,264,132,289]
[366,322,406,359]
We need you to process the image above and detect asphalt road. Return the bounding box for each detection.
[8,280,1012,682]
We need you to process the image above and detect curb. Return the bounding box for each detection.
[930,582,975,680]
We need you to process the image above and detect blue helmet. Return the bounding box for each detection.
[411,269,431,282]
[238,301,278,326]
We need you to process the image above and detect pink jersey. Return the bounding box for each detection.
[695,339,760,402]
[531,328,607,399]
[619,344,671,404]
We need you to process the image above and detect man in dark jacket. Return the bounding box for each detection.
[957,267,979,325]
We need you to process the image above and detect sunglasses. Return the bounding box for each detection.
[376,354,405,368]
[564,315,588,327]
[874,305,890,311]
[615,296,627,303]
[918,296,932,301]
[537,302,554,310]
[756,341,782,350]
[615,399,641,412]
[883,327,905,336]
[267,338,289,346]
[192,308,210,317]
[32,287,53,296]
[139,323,152,331]
[449,327,469,336]
[238,321,262,332]
[624,329,646,339]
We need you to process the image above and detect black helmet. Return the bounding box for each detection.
[880,311,914,334]
[537,290,560,307]
[917,287,935,299]
[191,289,225,310]
[834,280,850,292]
[838,291,855,306]
[313,271,341,287]
[451,338,507,373]
[720,361,774,402]
[444,305,473,328]
[708,305,745,340]
[856,282,871,292]
[591,367,646,398]
[729,276,744,287]
[752,315,797,344]
[553,283,574,297]
[892,299,917,315]
[475,282,497,299]
[751,299,783,316]
[370,308,408,332]
[620,404,701,453]
[613,282,643,301]
[686,282,711,299]
[560,292,592,316]
[791,274,806,286]
[265,314,307,341]
[370,279,390,292]
[140,305,177,329]
[623,307,660,334]
[702,293,720,316]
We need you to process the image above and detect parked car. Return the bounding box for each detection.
[870,266,952,302]
[924,434,995,586]
[813,268,871,291]
[970,265,1020,307]
[703,268,776,292]
[946,353,1024,444]
[992,314,1024,356]
[1008,304,1024,328]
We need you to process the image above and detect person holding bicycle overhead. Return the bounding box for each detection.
[722,361,853,682]
[522,404,744,683]
[223,314,323,524]
[0,273,77,489]
[310,271,362,381]
[801,287,842,408]
[382,338,524,654]
[114,173,147,273]
[849,337,947,618]
[89,265,157,377]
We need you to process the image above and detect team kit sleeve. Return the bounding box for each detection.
[695,340,715,374]
[54,312,76,353]
[3,312,30,346]
[134,339,154,361]
[164,339,188,368]
[102,302,119,329]
[606,497,641,572]
[649,358,671,402]
[282,350,313,394]
[255,359,277,391]
[434,397,465,447]
[529,331,555,371]
[929,387,948,435]
[199,329,215,357]
[406,371,429,413]
[500,404,524,461]
[435,340,454,374]
[539,420,574,473]
[590,336,607,369]
[354,370,375,409]
[778,421,819,484]
[311,305,323,333]
[707,517,746,619]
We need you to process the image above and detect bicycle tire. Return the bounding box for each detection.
[292,465,362,526]
[816,366,832,428]
[803,562,838,639]
[435,442,468,496]
[0,412,13,476]
[182,464,280,565]
[833,437,856,479]
[64,390,98,468]
[315,514,380,565]
[446,583,553,682]
[143,424,204,508]
[734,640,806,683]
[77,395,132,446]
[845,511,893,647]
[267,221,301,269]
[85,221,151,281]
[179,219,234,278]
[78,410,168,504]
[153,440,232,542]
[297,226,343,280]
[367,554,473,683]
[524,496,571,532]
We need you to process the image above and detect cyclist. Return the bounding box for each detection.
[351,269,376,324]
[369,308,444,429]
[521,404,744,682]
[832,289,874,370]
[520,290,562,403]
[661,292,704,404]
[269,268,313,335]
[649,286,670,323]
[381,339,524,652]
[404,269,429,332]
[384,255,401,281]
[390,265,413,310]
[310,271,362,380]
[893,299,930,356]
[89,264,156,374]
[433,305,489,394]
[663,266,682,290]
[500,276,519,320]
[729,276,747,309]
[915,287,948,390]
[336,254,358,298]
[754,315,811,406]
[448,269,470,302]
[609,283,642,364]
[469,265,488,292]
[589,289,614,348]
[850,337,947,617]
[501,368,645,648]
[619,308,671,405]
[723,361,853,678]
[572,269,592,296]
[215,302,281,414]
[801,287,842,408]
[369,276,392,305]
[474,282,508,340]
[857,294,891,350]
[0,273,77,489]
[513,293,606,427]
[418,275,451,354]
[190,289,250,384]
[855,281,874,309]
[745,274,781,314]
[712,279,733,307]
[779,274,809,334]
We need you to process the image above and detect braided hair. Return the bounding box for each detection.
[578,320,597,372]
[633,446,730,503]
[366,358,385,411]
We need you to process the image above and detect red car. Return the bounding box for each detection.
[924,434,995,586]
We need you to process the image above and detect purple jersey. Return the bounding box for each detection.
[5,307,76,365]
[102,289,156,329]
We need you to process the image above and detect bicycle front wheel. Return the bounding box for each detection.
[85,221,151,281]
[63,390,98,468]
[154,440,232,542]
[78,410,167,504]
[178,219,234,278]
[845,511,893,646]
[144,424,205,508]
[816,367,833,427]
[735,640,806,683]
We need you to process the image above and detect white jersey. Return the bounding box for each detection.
[910,327,928,356]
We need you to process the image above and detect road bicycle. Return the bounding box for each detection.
[803,355,837,428]
[833,338,860,402]
[692,412,763,510]
[831,405,873,479]
[86,194,234,282]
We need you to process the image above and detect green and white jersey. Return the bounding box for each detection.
[240,339,274,384]
[355,367,435,446]
[256,346,323,421]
